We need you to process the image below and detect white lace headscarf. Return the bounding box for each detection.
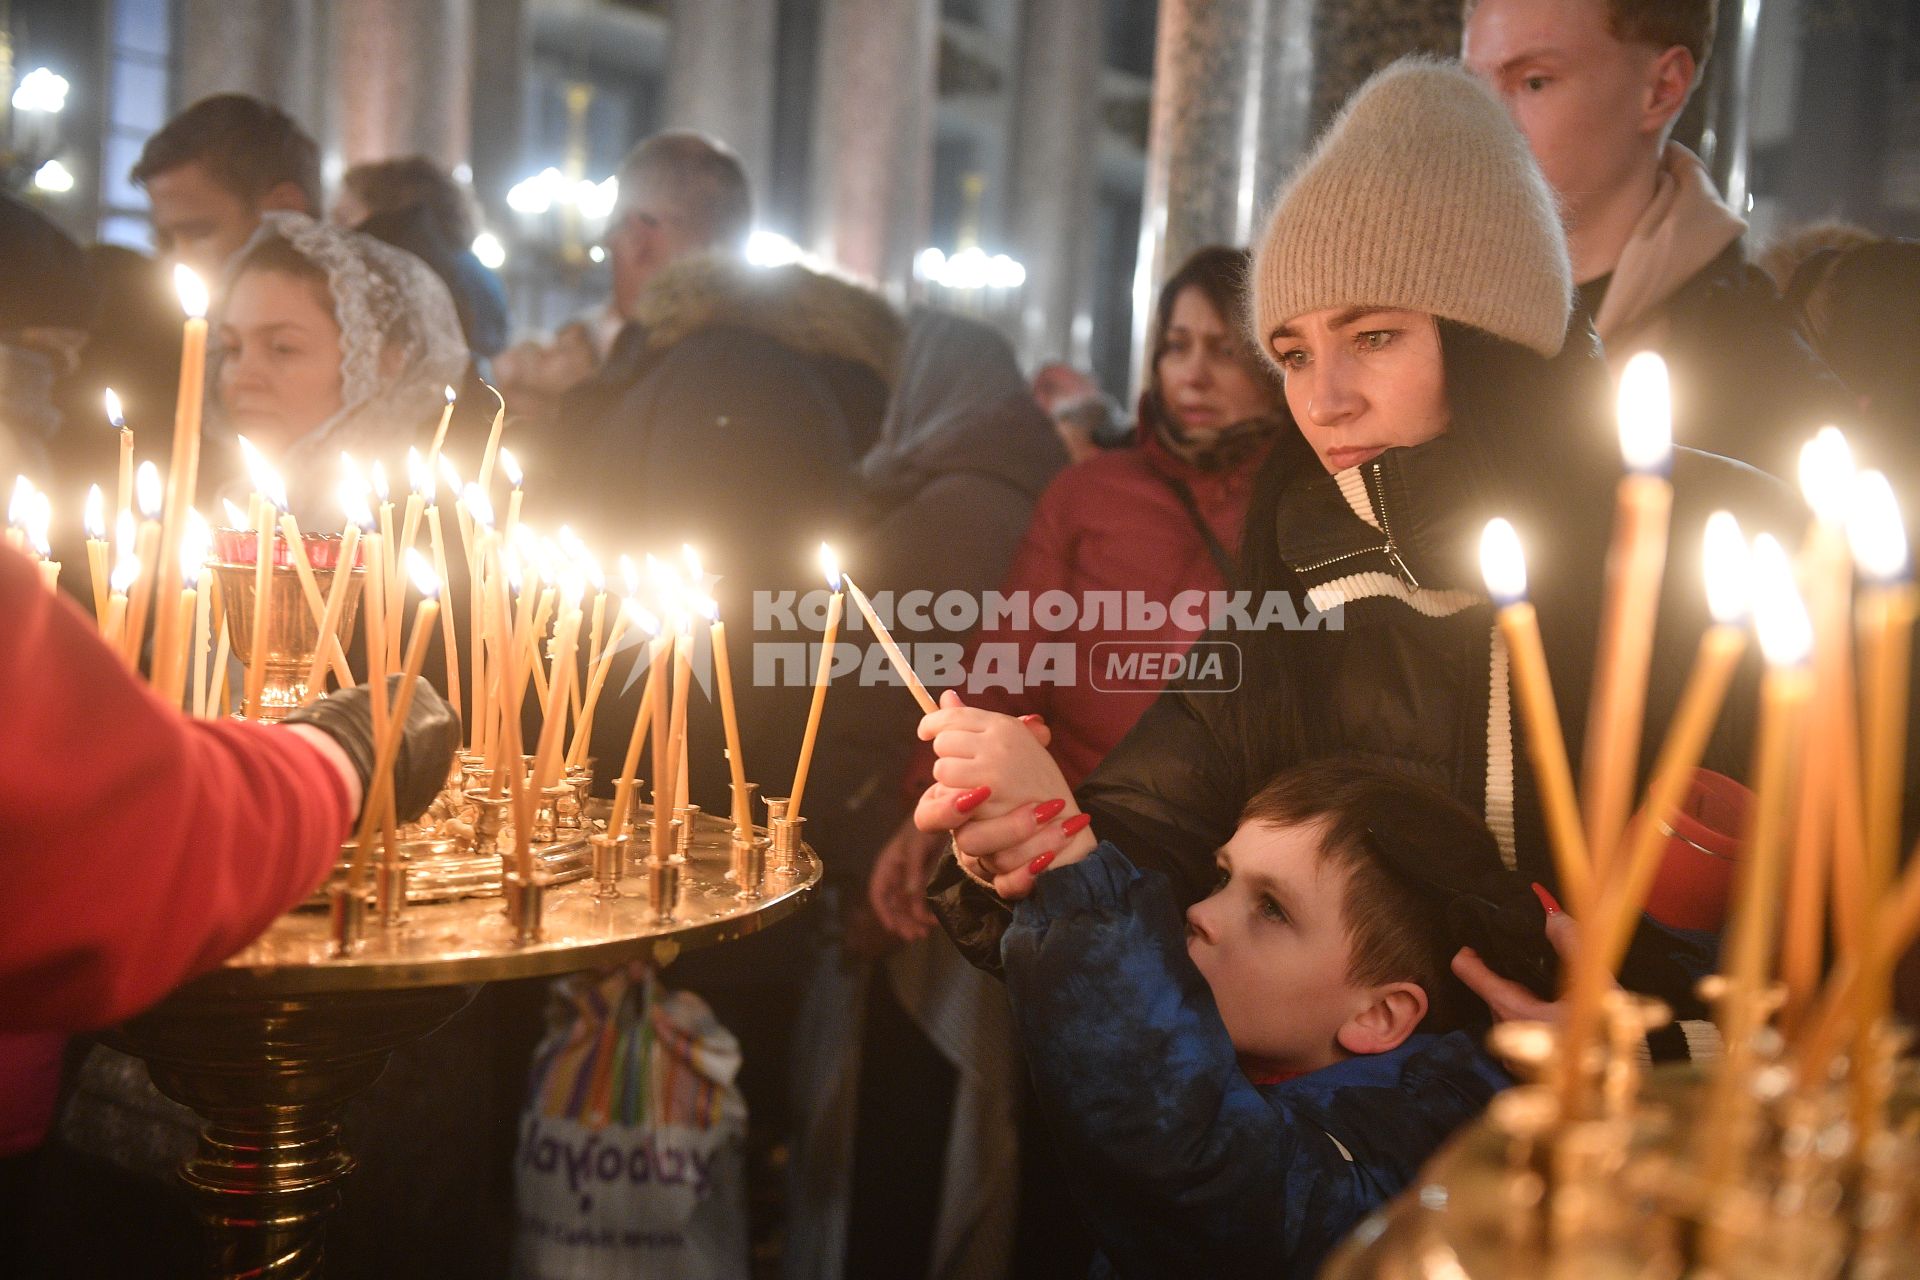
[215,212,469,521]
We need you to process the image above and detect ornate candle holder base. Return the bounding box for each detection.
[102,806,818,1280]
[212,557,362,722]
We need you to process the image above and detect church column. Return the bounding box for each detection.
[664,0,779,203]
[331,0,474,171]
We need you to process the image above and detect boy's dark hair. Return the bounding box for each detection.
[1240,759,1556,1032]
[1463,0,1717,71]
[132,95,322,214]
[342,157,477,246]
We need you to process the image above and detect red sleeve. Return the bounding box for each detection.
[0,545,351,1032]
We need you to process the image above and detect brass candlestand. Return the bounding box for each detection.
[212,553,362,721]
[104,806,818,1280]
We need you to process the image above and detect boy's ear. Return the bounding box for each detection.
[1335,982,1428,1056]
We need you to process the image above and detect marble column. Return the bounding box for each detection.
[664,0,778,204]
[1673,0,1765,213]
[1131,0,1460,379]
[176,0,325,125]
[468,0,530,216]
[1004,0,1104,367]
[807,0,938,299]
[331,0,474,171]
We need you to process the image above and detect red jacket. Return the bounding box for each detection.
[0,544,350,1152]
[937,431,1271,787]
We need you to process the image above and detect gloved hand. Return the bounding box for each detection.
[284,677,461,823]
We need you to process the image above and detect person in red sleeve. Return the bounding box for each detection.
[0,541,457,1162]
[869,246,1295,943]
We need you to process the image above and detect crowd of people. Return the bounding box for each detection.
[3,0,1917,1275]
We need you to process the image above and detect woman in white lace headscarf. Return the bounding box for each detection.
[213,212,469,519]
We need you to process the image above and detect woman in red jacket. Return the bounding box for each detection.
[871,246,1290,941]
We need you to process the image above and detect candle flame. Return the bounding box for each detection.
[1847,470,1909,583]
[1797,426,1856,525]
[370,459,390,504]
[405,546,441,598]
[9,474,33,527]
[444,384,457,405]
[181,508,211,585]
[406,446,434,500]
[136,460,164,518]
[1751,534,1813,667]
[1615,351,1672,474]
[102,387,126,429]
[84,485,105,540]
[630,602,662,637]
[1478,518,1526,605]
[499,447,523,490]
[114,508,136,556]
[173,263,209,319]
[24,490,51,557]
[501,544,525,594]
[1701,511,1751,625]
[221,497,249,530]
[619,553,640,598]
[109,543,141,593]
[683,543,703,585]
[339,480,375,532]
[819,542,841,591]
[559,566,587,609]
[236,437,287,511]
[437,454,464,497]
[461,483,494,529]
[694,593,719,622]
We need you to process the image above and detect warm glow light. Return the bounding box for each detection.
[693,593,719,622]
[236,437,286,511]
[136,460,163,518]
[181,508,211,585]
[406,547,441,598]
[24,491,51,557]
[631,603,662,637]
[340,480,375,532]
[173,263,209,319]
[83,485,105,541]
[746,229,806,269]
[12,68,69,114]
[1847,470,1909,583]
[1701,511,1751,625]
[1751,534,1814,667]
[461,483,494,529]
[222,498,249,530]
[103,388,125,429]
[619,554,640,598]
[109,545,141,594]
[437,455,464,498]
[1798,426,1856,525]
[472,232,506,270]
[499,448,523,490]
[1478,518,1526,605]
[9,475,33,528]
[819,543,842,591]
[370,459,390,504]
[31,160,74,194]
[1616,351,1672,473]
[682,543,704,586]
[406,447,433,500]
[114,509,136,555]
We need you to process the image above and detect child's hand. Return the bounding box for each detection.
[913,692,1097,900]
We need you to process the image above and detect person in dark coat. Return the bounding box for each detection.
[335,157,511,365]
[1463,0,1848,481]
[923,60,1804,1058]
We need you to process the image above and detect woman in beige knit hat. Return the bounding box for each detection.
[917,55,1799,1247]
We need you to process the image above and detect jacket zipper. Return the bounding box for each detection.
[1369,461,1422,588]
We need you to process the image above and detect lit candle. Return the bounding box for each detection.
[348,549,442,892]
[500,448,524,547]
[24,489,58,591]
[704,594,752,839]
[1479,517,1593,919]
[477,383,507,496]
[427,383,457,470]
[161,511,211,707]
[104,387,132,530]
[650,592,681,864]
[301,481,368,704]
[83,484,109,621]
[185,510,214,717]
[1781,427,1859,1026]
[420,461,462,727]
[242,452,276,720]
[568,592,635,769]
[1581,350,1673,882]
[789,545,844,824]
[462,483,499,766]
[371,459,396,631]
[123,461,165,667]
[389,448,429,670]
[843,572,937,714]
[147,266,211,702]
[1702,533,1812,1185]
[103,540,140,665]
[5,475,31,551]
[608,612,666,841]
[530,570,586,794]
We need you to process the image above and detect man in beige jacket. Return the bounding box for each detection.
[1465,0,1844,479]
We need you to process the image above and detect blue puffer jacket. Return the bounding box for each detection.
[1002,842,1510,1279]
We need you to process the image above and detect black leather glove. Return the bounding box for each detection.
[284,676,461,823]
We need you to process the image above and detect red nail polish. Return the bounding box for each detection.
[955,786,992,813]
[1033,798,1067,824]
[1027,850,1058,876]
[1060,813,1091,837]
[1531,883,1562,915]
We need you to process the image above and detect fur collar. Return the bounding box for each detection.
[630,254,903,386]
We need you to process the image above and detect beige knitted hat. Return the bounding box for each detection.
[1251,57,1572,360]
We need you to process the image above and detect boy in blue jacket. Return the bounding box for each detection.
[920,702,1557,1277]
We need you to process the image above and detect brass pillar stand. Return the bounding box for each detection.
[105,985,475,1280]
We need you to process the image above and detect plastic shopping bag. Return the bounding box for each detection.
[511,961,750,1279]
